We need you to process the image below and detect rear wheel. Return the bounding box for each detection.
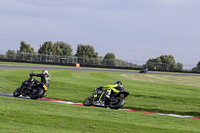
[13,87,21,97]
[30,87,44,99]
[108,97,125,109]
[83,96,94,106]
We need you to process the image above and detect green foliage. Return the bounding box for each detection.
[192,67,198,72]
[6,50,16,59]
[19,41,34,53]
[2,40,190,71]
[175,62,183,70]
[104,53,115,59]
[0,54,6,59]
[192,61,200,72]
[160,55,175,64]
[148,56,162,63]
[15,41,36,60]
[75,44,98,65]
[54,41,73,56]
[147,55,183,71]
[75,44,98,58]
[102,53,116,66]
[116,59,138,68]
[38,41,55,55]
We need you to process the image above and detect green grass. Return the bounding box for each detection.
[0,68,200,117]
[0,96,200,133]
[0,62,200,132]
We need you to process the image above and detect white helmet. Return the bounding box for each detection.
[43,70,49,75]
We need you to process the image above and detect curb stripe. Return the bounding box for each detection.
[1,92,199,120]
[39,98,200,120]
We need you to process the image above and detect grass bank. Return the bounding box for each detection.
[0,96,199,133]
[0,68,200,117]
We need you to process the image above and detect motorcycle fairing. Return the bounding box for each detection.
[93,93,105,107]
[43,84,48,91]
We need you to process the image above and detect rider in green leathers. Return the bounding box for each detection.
[99,81,125,98]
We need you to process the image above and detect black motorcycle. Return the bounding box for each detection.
[13,72,47,99]
[83,87,129,109]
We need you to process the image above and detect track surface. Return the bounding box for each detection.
[0,64,200,76]
[0,64,200,120]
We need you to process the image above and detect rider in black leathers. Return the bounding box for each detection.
[29,70,50,96]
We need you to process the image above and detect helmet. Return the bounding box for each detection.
[43,70,48,75]
[114,80,122,85]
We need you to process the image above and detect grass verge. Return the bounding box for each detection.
[0,68,200,117]
[0,96,200,133]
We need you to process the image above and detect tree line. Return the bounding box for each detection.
[0,41,131,67]
[1,40,200,72]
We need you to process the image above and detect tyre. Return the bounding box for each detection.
[13,87,21,97]
[108,97,125,109]
[83,96,94,106]
[29,87,44,99]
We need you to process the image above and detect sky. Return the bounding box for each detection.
[0,0,200,69]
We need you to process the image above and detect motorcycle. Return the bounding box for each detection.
[13,72,47,99]
[83,87,129,109]
[139,68,148,73]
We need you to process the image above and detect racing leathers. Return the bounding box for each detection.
[29,73,50,90]
[102,84,125,98]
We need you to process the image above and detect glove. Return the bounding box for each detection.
[99,86,103,90]
[29,73,35,76]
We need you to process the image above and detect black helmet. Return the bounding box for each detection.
[114,80,122,85]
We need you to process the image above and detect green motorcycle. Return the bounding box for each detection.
[83,87,129,109]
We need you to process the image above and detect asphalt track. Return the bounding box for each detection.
[0,64,200,120]
[0,64,200,76]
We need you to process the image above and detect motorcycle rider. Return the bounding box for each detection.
[29,70,50,96]
[99,80,125,98]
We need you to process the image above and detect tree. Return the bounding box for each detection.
[175,62,183,70]
[102,53,116,66]
[192,67,198,72]
[146,55,183,71]
[104,53,115,60]
[197,61,200,70]
[38,41,55,55]
[19,41,34,53]
[160,55,176,65]
[17,41,35,61]
[6,50,16,59]
[75,44,98,65]
[146,57,162,70]
[0,54,6,59]
[37,41,55,62]
[75,44,98,58]
[116,59,137,67]
[192,61,200,72]
[54,42,73,56]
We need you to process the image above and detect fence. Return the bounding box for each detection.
[0,51,198,73]
[0,51,142,68]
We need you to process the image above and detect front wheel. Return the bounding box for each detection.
[29,87,44,99]
[83,96,94,106]
[108,97,125,109]
[13,87,21,97]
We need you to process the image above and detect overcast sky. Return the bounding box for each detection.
[0,0,200,68]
